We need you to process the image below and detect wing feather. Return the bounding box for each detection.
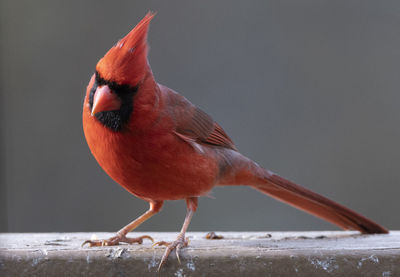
[163,87,236,151]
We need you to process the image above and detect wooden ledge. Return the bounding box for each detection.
[1,231,400,276]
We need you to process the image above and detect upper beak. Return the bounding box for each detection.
[91,85,121,116]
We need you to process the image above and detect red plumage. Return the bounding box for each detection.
[82,13,388,270]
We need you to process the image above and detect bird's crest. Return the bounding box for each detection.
[96,12,155,86]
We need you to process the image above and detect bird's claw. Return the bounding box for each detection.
[155,235,189,271]
[82,235,153,247]
[152,240,170,247]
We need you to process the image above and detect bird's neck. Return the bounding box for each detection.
[127,69,162,131]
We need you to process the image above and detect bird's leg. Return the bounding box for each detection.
[82,201,163,247]
[154,197,197,271]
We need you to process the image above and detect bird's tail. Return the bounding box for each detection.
[249,168,388,234]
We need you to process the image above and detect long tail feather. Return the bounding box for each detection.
[252,170,388,234]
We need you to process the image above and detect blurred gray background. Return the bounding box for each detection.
[1,0,400,233]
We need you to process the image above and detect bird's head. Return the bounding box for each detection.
[88,12,155,131]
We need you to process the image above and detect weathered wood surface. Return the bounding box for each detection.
[1,231,399,276]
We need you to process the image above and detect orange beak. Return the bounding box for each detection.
[91,85,122,116]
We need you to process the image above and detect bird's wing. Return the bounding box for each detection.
[164,87,236,151]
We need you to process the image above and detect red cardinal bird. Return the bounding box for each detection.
[82,12,388,269]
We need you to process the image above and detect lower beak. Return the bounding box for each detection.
[91,85,121,116]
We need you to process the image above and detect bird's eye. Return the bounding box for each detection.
[94,71,138,96]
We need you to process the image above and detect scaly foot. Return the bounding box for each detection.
[153,234,189,271]
[82,233,153,247]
